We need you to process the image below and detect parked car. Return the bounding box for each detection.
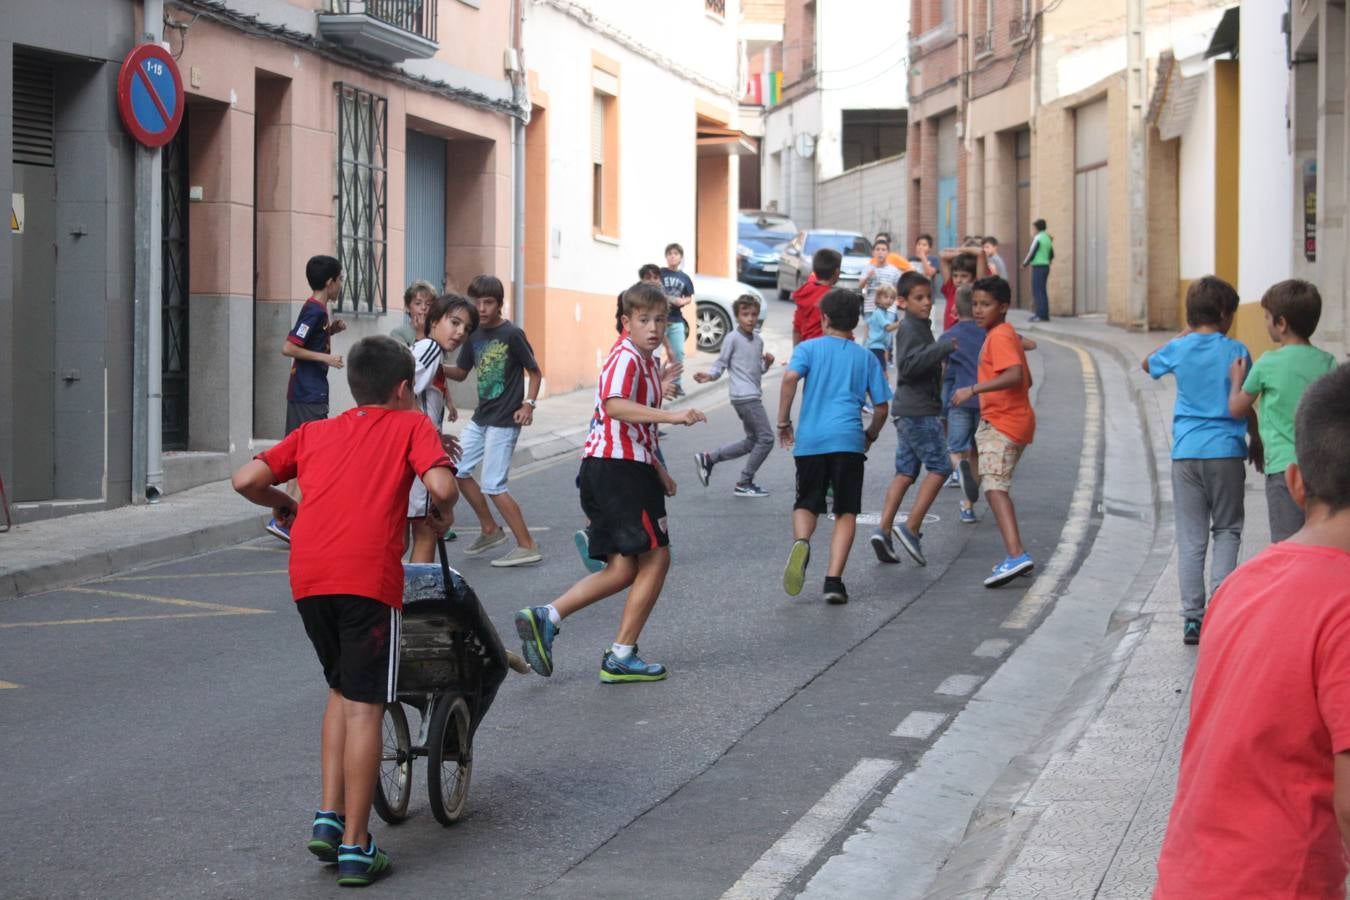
[737,211,798,285]
[690,273,766,353]
[775,230,872,299]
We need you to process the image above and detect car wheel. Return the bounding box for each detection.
[695,303,731,353]
[778,274,791,300]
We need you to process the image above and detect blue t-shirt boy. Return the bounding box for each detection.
[1146,332,1251,458]
[788,335,893,456]
[865,307,899,351]
[942,319,986,411]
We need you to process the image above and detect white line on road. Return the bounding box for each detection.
[721,758,898,900]
[934,674,983,697]
[891,711,948,740]
[973,638,1012,658]
[1002,341,1101,630]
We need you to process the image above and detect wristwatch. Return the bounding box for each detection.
[523,399,537,408]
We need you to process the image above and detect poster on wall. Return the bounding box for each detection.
[1304,159,1317,263]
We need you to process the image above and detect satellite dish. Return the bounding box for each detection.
[794,132,816,159]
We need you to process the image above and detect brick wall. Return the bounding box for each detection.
[970,0,1035,101]
[817,154,908,243]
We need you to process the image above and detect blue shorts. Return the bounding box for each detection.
[893,415,953,479]
[946,405,979,454]
[456,421,521,494]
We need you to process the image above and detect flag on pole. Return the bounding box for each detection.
[767,72,782,106]
[745,73,763,105]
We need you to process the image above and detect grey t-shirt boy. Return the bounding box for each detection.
[456,321,539,428]
[706,328,768,400]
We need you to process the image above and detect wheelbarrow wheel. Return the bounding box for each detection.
[427,695,472,826]
[373,702,412,824]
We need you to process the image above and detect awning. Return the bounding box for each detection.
[1147,4,1238,141]
[697,123,758,157]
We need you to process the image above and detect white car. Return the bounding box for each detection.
[689,274,766,353]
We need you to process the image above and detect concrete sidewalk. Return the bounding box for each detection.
[928,312,1270,898]
[0,368,748,599]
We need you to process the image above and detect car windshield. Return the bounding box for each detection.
[804,232,871,256]
[740,214,797,241]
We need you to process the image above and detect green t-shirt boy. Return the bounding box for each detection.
[1242,344,1337,474]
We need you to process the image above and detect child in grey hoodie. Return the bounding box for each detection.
[693,295,776,497]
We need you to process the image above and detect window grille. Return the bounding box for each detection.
[335,83,388,313]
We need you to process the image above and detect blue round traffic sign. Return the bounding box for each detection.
[116,44,184,148]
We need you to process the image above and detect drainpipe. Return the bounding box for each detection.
[509,0,530,328]
[133,0,165,503]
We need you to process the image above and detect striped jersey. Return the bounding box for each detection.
[584,337,662,463]
[411,338,448,427]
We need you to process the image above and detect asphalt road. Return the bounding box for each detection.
[0,291,1089,898]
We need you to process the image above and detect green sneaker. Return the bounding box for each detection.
[600,648,667,683]
[336,837,391,887]
[463,529,508,556]
[307,810,344,862]
[783,539,810,596]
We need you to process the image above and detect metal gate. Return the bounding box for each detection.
[405,130,447,289]
[162,110,190,450]
[1073,99,1109,315]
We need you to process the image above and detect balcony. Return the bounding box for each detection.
[317,0,439,63]
[1009,15,1031,44]
[973,29,993,58]
[705,0,726,17]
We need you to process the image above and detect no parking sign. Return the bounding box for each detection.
[116,44,184,148]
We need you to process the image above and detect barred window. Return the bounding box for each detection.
[336,83,388,313]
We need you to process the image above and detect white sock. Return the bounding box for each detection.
[610,642,635,659]
[545,604,561,626]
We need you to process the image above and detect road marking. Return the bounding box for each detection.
[66,586,270,615]
[973,638,1012,658]
[101,569,288,582]
[1002,340,1102,630]
[830,512,940,526]
[722,758,898,900]
[0,680,20,689]
[934,674,982,697]
[0,611,261,629]
[891,711,948,740]
[235,544,290,553]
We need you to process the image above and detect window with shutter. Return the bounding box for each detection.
[13,49,55,167]
[592,92,604,230]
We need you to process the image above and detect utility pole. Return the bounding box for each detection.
[132,0,165,502]
[1126,0,1148,330]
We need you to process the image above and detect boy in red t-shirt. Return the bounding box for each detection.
[939,251,979,332]
[232,336,456,887]
[1155,363,1350,898]
[950,276,1035,587]
[515,282,706,683]
[791,248,841,345]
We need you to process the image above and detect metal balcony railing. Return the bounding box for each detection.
[334,0,437,42]
[705,0,726,16]
[1009,15,1031,43]
[973,30,993,57]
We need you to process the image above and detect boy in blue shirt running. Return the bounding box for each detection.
[1144,276,1261,644]
[777,289,892,604]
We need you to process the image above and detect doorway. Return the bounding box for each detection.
[936,113,958,250]
[1073,99,1109,315]
[162,109,190,450]
[405,129,447,288]
[1015,128,1031,309]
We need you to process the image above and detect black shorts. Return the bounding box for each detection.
[579,457,669,559]
[297,595,401,704]
[286,401,328,435]
[794,452,866,516]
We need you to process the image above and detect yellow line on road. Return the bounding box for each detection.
[101,569,289,582]
[0,611,266,629]
[66,586,270,615]
[0,680,20,688]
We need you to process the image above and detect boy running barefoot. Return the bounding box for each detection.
[871,273,955,566]
[515,283,706,683]
[1155,364,1350,896]
[693,295,775,497]
[232,336,457,887]
[779,289,893,604]
[950,277,1036,587]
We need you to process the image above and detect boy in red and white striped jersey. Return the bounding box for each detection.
[514,282,707,683]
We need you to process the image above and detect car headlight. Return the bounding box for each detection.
[737,244,752,258]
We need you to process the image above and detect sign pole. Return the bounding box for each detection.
[131,0,166,503]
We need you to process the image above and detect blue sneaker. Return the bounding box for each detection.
[336,836,391,887]
[600,647,667,683]
[266,517,291,543]
[783,539,811,596]
[574,529,605,574]
[893,524,927,566]
[984,553,1035,588]
[870,528,899,563]
[959,506,978,525]
[514,607,558,677]
[307,811,344,862]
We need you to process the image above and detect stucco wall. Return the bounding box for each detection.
[815,154,907,245]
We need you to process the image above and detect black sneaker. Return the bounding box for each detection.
[694,452,714,487]
[1183,618,1201,645]
[823,577,848,605]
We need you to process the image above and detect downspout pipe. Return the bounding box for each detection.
[133,0,165,503]
[510,0,530,328]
